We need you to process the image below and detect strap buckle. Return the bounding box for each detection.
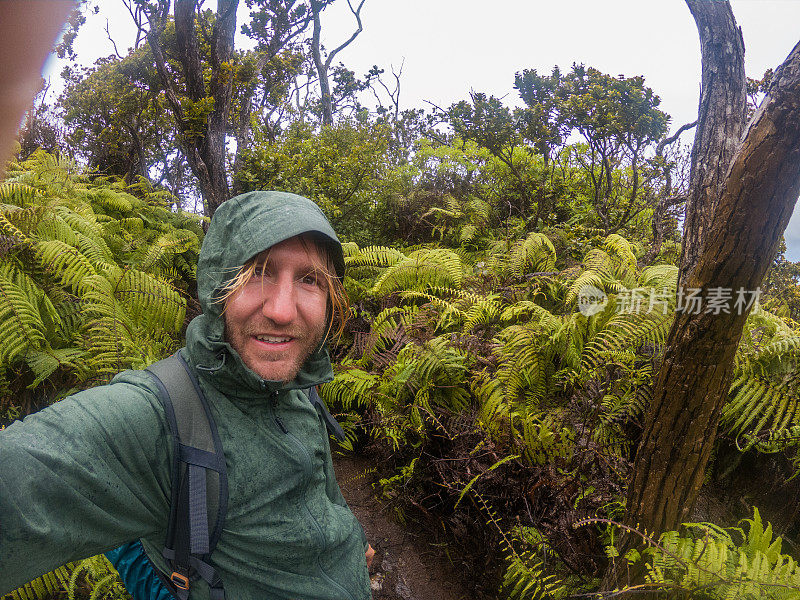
[170,572,190,590]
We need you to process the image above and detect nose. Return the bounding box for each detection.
[261,277,297,325]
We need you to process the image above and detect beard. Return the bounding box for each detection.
[224,317,326,383]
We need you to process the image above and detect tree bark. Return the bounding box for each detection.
[145,0,237,218]
[310,0,333,126]
[604,37,800,591]
[311,0,365,126]
[678,0,746,287]
[204,0,237,215]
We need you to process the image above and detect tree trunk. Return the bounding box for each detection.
[311,0,334,126]
[678,0,746,287]
[604,37,800,591]
[203,0,237,215]
[145,0,237,218]
[310,0,365,127]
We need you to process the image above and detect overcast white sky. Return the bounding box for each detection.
[49,0,800,258]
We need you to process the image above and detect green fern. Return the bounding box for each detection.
[502,526,582,599]
[320,365,379,412]
[722,309,800,455]
[508,232,557,277]
[343,244,405,269]
[399,290,467,332]
[463,295,502,331]
[357,306,416,364]
[0,263,48,364]
[603,233,638,287]
[67,555,131,600]
[2,564,75,600]
[0,181,40,207]
[634,508,800,599]
[472,373,510,437]
[371,248,464,297]
[0,150,201,401]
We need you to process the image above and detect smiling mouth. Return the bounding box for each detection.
[254,335,293,344]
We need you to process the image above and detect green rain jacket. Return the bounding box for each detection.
[0,191,371,600]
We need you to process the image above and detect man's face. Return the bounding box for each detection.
[224,236,329,382]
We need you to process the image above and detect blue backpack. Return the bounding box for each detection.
[105,351,345,600]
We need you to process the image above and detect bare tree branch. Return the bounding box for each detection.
[655,120,698,157]
[312,0,367,124]
[325,0,366,70]
[105,20,124,58]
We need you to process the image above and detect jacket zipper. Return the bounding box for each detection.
[270,392,289,433]
[269,388,357,600]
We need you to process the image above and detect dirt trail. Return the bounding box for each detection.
[332,452,472,600]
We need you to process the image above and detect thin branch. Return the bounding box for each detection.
[656,120,698,157]
[105,20,124,59]
[324,0,366,71]
[123,0,148,47]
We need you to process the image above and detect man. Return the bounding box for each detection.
[0,191,373,600]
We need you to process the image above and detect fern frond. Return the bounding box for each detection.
[0,205,36,245]
[371,248,464,297]
[421,205,461,220]
[459,224,478,246]
[466,196,491,223]
[637,508,800,599]
[87,188,134,213]
[400,290,466,332]
[500,300,563,328]
[388,336,470,412]
[463,296,502,332]
[4,563,76,600]
[359,306,415,363]
[344,245,405,268]
[320,367,379,411]
[501,525,582,599]
[0,264,47,364]
[581,307,672,370]
[509,232,557,277]
[114,270,186,333]
[603,233,638,286]
[55,204,104,240]
[67,554,131,600]
[639,264,678,291]
[0,181,40,207]
[136,229,199,273]
[25,347,85,388]
[473,373,510,436]
[485,239,513,275]
[723,310,800,454]
[36,239,97,295]
[35,214,79,247]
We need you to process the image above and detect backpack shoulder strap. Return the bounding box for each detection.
[145,351,228,600]
[304,386,346,442]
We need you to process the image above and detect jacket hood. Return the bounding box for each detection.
[184,191,345,396]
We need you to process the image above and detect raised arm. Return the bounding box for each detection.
[0,371,173,594]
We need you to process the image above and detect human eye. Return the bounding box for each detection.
[300,272,320,286]
[249,264,275,284]
[299,269,330,292]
